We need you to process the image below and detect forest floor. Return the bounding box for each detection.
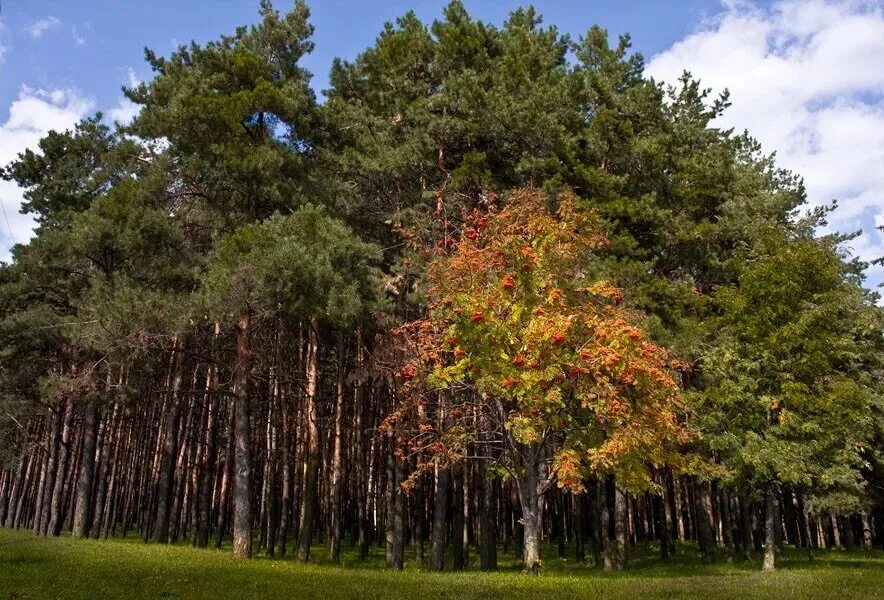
[1,527,882,599]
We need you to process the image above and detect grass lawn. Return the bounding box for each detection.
[1,527,882,599]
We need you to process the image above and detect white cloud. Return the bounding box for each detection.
[72,27,86,46]
[26,16,61,40]
[0,87,94,259]
[647,0,884,288]
[107,68,141,125]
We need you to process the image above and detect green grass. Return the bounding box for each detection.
[1,528,882,599]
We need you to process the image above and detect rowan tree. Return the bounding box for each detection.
[396,188,690,573]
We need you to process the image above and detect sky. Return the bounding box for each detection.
[0,0,882,290]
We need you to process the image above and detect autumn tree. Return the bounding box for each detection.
[397,189,690,573]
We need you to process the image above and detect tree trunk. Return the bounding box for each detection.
[232,308,253,558]
[613,483,628,570]
[515,445,542,575]
[297,316,320,562]
[49,399,73,536]
[479,461,497,570]
[196,361,219,547]
[654,469,670,560]
[153,342,187,543]
[429,459,449,571]
[739,493,753,561]
[861,512,874,550]
[328,341,346,563]
[694,476,716,564]
[36,405,62,535]
[452,461,465,571]
[720,486,735,562]
[575,491,586,562]
[763,483,779,571]
[215,396,235,550]
[71,400,99,538]
[599,477,613,570]
[91,401,119,539]
[385,422,405,570]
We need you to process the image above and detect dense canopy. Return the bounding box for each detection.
[0,0,881,578]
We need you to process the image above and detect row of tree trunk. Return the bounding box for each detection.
[1,326,881,570]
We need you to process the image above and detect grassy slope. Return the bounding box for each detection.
[1,528,882,600]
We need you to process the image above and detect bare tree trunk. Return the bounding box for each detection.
[614,483,628,570]
[861,512,874,550]
[196,359,219,547]
[215,396,235,550]
[452,461,466,571]
[385,414,405,570]
[516,452,542,575]
[297,317,320,562]
[278,387,292,556]
[739,493,753,560]
[599,477,613,570]
[328,341,346,563]
[479,459,497,571]
[429,458,449,571]
[654,469,670,560]
[49,399,73,536]
[154,342,187,543]
[574,491,586,562]
[92,401,120,538]
[720,486,735,563]
[763,483,779,571]
[232,308,253,558]
[694,476,716,564]
[36,405,62,535]
[352,332,370,560]
[71,400,99,538]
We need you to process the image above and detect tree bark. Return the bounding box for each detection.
[452,461,466,571]
[71,400,99,538]
[739,493,753,561]
[763,482,779,571]
[297,316,320,562]
[599,477,613,570]
[574,491,586,562]
[720,486,735,562]
[515,445,542,575]
[328,341,346,563]
[613,483,628,570]
[430,459,449,571]
[385,421,405,570]
[49,399,73,536]
[196,360,219,547]
[36,404,62,535]
[654,469,670,560]
[479,461,497,570]
[232,308,253,558]
[694,476,716,564]
[153,341,187,543]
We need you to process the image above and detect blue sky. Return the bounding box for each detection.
[1,0,883,291]
[0,1,725,113]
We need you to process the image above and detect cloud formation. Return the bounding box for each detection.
[26,16,61,40]
[646,0,884,286]
[0,87,94,260]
